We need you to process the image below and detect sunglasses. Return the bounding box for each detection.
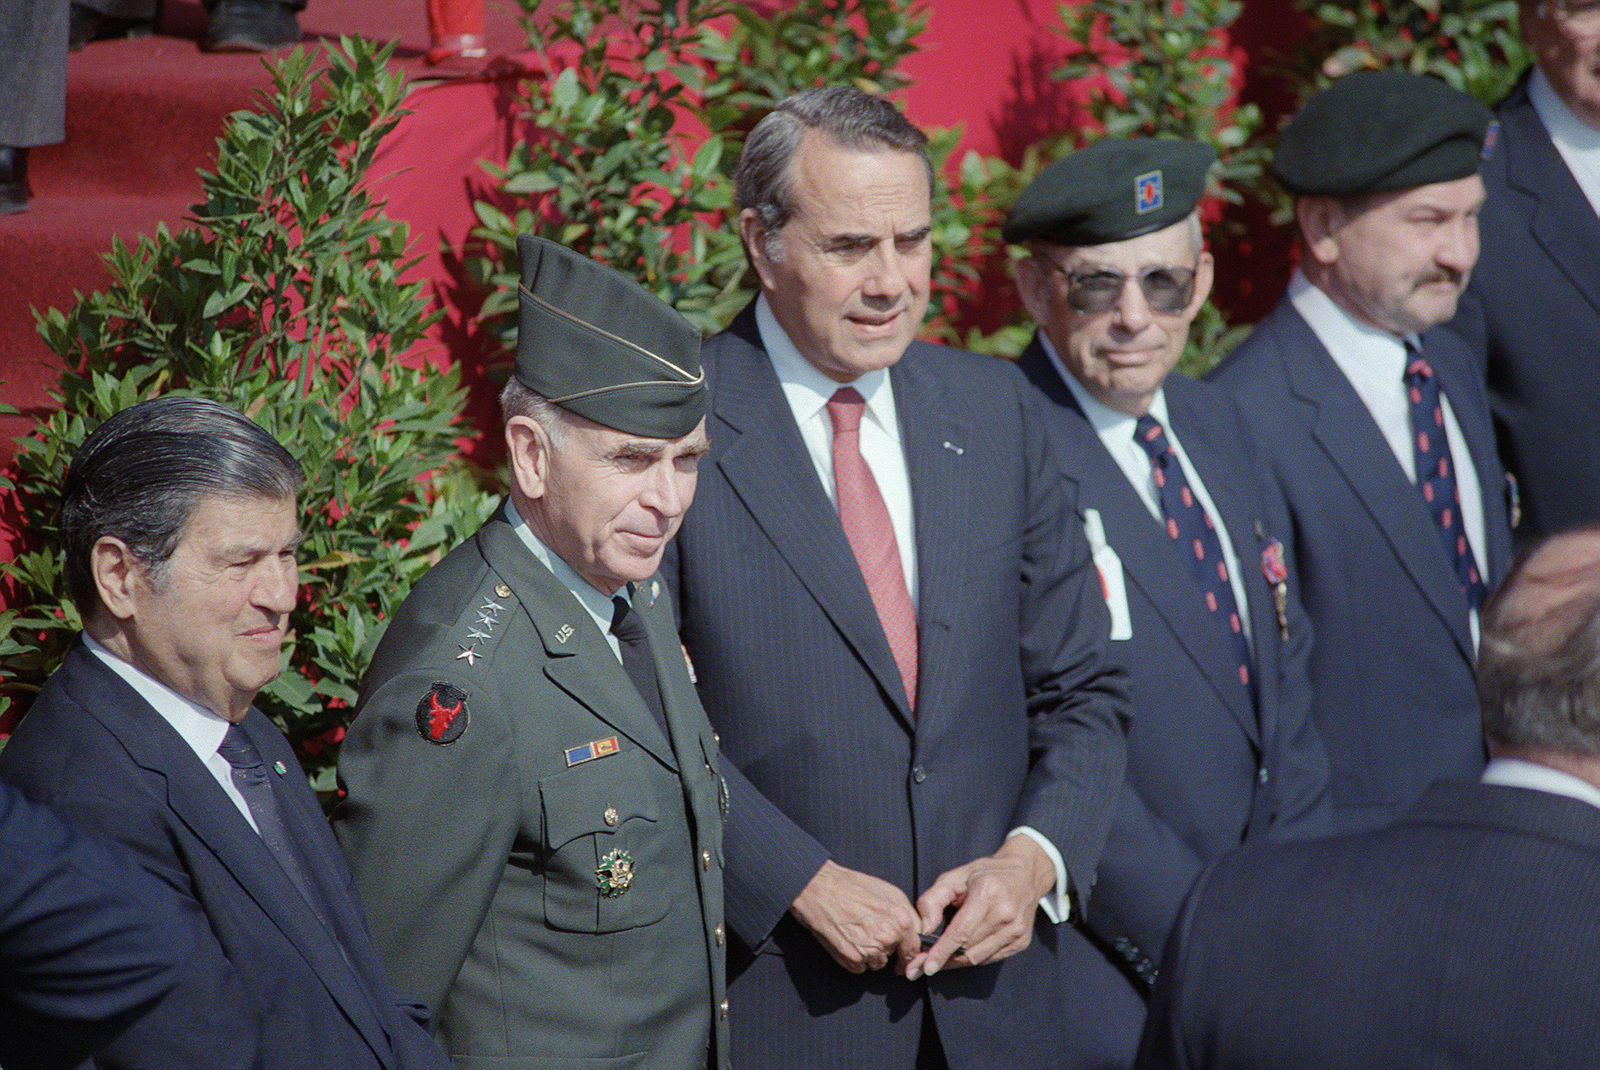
[1039,258,1199,315]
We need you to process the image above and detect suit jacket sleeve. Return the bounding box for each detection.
[1010,372,1131,897]
[0,783,188,1070]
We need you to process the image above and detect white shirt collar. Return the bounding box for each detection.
[1529,66,1600,214]
[83,632,232,763]
[1037,329,1172,435]
[1483,756,1600,813]
[755,294,900,444]
[1288,268,1416,381]
[504,499,626,640]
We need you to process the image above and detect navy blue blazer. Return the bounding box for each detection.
[0,642,452,1070]
[1138,780,1600,1069]
[1017,337,1330,1004]
[1209,301,1512,831]
[1450,70,1600,540]
[1,781,186,1070]
[663,304,1135,1070]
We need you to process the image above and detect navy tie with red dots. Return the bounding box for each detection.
[1136,414,1255,704]
[1405,346,1487,612]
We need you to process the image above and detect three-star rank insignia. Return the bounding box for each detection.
[596,849,635,897]
[416,682,470,745]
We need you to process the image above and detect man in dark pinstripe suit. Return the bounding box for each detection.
[665,86,1134,1070]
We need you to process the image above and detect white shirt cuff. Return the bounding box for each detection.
[1007,826,1071,923]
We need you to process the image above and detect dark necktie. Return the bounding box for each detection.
[1136,414,1255,703]
[216,724,335,933]
[827,387,918,711]
[1405,347,1487,612]
[611,595,668,735]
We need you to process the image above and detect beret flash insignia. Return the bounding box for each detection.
[416,683,470,745]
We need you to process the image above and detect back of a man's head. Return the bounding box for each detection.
[61,396,304,618]
[1478,526,1600,755]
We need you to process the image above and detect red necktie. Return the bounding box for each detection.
[827,387,918,710]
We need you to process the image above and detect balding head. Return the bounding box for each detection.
[1478,526,1600,759]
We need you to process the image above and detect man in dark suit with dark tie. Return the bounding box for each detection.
[1210,71,1515,832]
[1138,523,1600,1069]
[1449,0,1600,541]
[1003,136,1331,1056]
[0,396,454,1070]
[1,781,186,1070]
[664,85,1133,1070]
[337,237,729,1069]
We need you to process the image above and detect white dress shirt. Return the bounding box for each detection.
[1530,66,1600,219]
[754,296,1071,922]
[1482,756,1600,813]
[84,632,259,832]
[1039,333,1253,649]
[506,499,630,664]
[1289,269,1487,646]
[756,295,919,606]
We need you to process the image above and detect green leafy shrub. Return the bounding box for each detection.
[1294,0,1530,103]
[0,37,498,794]
[467,0,937,355]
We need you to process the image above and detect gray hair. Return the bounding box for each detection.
[499,377,573,451]
[62,395,304,615]
[734,86,933,247]
[1478,526,1600,755]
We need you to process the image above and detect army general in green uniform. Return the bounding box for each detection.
[335,236,729,1070]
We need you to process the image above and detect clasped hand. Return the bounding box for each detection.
[788,836,1056,979]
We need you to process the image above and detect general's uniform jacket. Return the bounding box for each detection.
[1210,303,1513,831]
[336,511,729,1070]
[1450,70,1600,540]
[1018,338,1331,1010]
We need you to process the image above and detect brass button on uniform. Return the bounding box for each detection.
[494,583,511,598]
[604,806,619,827]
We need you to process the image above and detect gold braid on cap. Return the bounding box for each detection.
[521,284,706,403]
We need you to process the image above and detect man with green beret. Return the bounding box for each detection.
[1210,70,1515,833]
[1004,136,1330,1056]
[334,235,729,1069]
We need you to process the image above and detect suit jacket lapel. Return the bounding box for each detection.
[894,351,972,738]
[476,519,678,769]
[1502,80,1600,320]
[708,309,913,727]
[1274,305,1475,660]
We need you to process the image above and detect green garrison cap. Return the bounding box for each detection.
[1002,138,1217,247]
[514,235,707,439]
[1272,70,1495,197]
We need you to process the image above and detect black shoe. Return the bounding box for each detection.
[205,0,300,51]
[68,3,156,51]
[0,147,29,215]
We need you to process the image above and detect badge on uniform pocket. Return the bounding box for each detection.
[597,849,635,897]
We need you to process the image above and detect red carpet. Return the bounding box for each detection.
[0,0,535,462]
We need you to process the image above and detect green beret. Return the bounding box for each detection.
[1002,138,1216,247]
[515,235,707,439]
[1273,70,1495,197]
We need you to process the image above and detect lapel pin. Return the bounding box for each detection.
[942,441,964,455]
[649,580,660,607]
[1261,539,1290,642]
[273,761,287,776]
[554,623,575,644]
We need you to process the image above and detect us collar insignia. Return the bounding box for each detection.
[416,682,470,745]
[597,849,635,897]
